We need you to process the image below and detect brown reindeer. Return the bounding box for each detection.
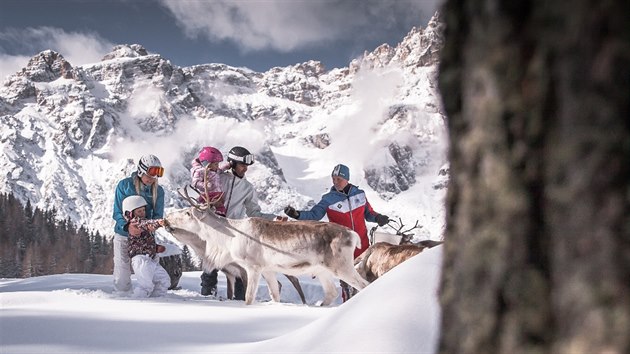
[354,243,427,282]
[354,219,442,286]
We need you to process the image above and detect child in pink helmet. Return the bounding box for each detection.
[190,146,227,216]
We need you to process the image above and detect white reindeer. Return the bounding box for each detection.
[165,207,370,305]
[175,186,306,303]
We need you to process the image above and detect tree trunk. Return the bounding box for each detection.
[438,1,630,353]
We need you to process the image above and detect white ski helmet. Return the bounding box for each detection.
[137,154,163,177]
[122,195,148,219]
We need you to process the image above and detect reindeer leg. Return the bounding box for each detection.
[244,268,260,305]
[283,274,306,304]
[316,272,338,306]
[238,270,248,301]
[262,271,281,302]
[224,270,235,300]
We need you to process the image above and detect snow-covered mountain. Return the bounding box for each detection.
[0,13,448,240]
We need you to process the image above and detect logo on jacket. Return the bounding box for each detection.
[336,203,342,209]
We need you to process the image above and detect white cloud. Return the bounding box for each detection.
[159,0,441,52]
[326,66,404,170]
[0,27,114,81]
[0,53,30,84]
[127,84,165,120]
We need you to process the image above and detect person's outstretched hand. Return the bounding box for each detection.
[284,206,300,219]
[375,214,390,226]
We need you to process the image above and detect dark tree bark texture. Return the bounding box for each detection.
[438,0,630,353]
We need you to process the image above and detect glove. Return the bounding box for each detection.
[156,244,166,253]
[375,214,390,226]
[284,206,300,219]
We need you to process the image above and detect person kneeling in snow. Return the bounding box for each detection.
[122,195,170,298]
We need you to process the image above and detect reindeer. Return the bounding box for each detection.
[171,236,305,302]
[174,186,306,304]
[354,218,442,284]
[165,188,369,305]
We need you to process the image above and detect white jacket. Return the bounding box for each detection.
[220,170,276,220]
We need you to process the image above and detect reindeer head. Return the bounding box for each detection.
[163,207,215,258]
[165,185,226,235]
[165,207,206,233]
[386,218,422,245]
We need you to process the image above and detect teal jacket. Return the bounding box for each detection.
[112,173,165,236]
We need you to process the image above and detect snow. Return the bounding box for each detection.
[0,246,442,353]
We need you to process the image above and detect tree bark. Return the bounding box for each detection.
[438,1,630,353]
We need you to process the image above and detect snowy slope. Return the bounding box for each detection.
[0,244,443,353]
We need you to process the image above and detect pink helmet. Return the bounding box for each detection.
[198,146,223,163]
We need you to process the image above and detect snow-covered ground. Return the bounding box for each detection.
[0,245,442,353]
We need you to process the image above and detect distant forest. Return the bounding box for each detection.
[0,192,198,278]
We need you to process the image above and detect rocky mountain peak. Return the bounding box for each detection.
[350,11,444,72]
[394,11,445,67]
[20,50,75,82]
[292,60,326,77]
[261,60,328,107]
[101,44,149,61]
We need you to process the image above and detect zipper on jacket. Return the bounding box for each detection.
[346,193,355,231]
[224,174,236,214]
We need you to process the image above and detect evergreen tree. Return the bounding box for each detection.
[181,245,196,271]
[0,191,116,278]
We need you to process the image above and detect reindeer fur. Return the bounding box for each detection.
[165,207,369,305]
[354,241,441,282]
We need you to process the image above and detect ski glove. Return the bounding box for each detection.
[375,214,390,226]
[284,206,300,219]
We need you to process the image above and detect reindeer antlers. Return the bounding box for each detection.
[177,185,209,212]
[386,217,422,244]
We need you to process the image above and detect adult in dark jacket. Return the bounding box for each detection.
[284,164,389,301]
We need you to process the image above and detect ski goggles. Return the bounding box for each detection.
[241,154,254,165]
[228,152,254,165]
[146,166,164,177]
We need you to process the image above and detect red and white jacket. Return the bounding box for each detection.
[297,184,379,258]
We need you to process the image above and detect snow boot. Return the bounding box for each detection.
[340,280,352,302]
[159,254,183,290]
[233,277,245,300]
[200,269,218,296]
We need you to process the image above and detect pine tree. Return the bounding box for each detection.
[181,245,198,271]
[0,191,118,277]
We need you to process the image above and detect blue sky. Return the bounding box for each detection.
[0,0,440,80]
